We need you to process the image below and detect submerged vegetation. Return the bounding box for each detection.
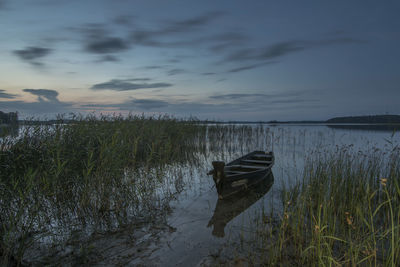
[0,116,399,265]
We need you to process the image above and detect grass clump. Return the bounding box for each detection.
[253,145,400,266]
[0,114,206,265]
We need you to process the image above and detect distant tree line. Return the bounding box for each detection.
[326,115,400,124]
[0,111,18,124]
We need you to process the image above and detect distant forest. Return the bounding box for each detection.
[326,115,400,124]
[0,111,18,124]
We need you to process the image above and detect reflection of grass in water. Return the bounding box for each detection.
[0,114,206,265]
[239,143,400,266]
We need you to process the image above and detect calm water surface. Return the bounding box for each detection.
[148,124,399,266]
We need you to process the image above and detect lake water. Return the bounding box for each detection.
[5,123,400,265]
[144,124,399,266]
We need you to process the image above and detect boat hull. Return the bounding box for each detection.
[209,150,274,199]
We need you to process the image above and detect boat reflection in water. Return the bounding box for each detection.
[207,172,274,237]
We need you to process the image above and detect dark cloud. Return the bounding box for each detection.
[73,24,131,56]
[165,12,224,31]
[0,88,73,115]
[224,38,365,63]
[225,41,305,62]
[90,79,172,91]
[131,12,229,47]
[23,89,59,102]
[13,47,52,66]
[131,12,224,46]
[0,90,17,99]
[86,37,129,54]
[202,72,217,76]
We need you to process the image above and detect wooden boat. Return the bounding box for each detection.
[208,151,274,199]
[207,172,274,237]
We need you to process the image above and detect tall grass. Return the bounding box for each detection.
[251,145,400,266]
[0,114,206,265]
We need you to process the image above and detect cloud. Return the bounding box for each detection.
[83,98,169,110]
[90,79,172,91]
[166,68,186,76]
[165,12,224,31]
[86,37,129,54]
[23,89,59,102]
[227,62,277,73]
[209,91,309,102]
[210,93,268,100]
[0,88,73,116]
[223,38,365,63]
[0,89,18,99]
[131,12,228,47]
[73,24,131,56]
[144,65,165,69]
[225,41,305,62]
[13,46,52,66]
[202,72,217,76]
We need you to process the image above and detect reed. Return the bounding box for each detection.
[252,144,400,266]
[0,114,206,265]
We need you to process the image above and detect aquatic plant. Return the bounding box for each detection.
[250,144,400,266]
[0,114,206,265]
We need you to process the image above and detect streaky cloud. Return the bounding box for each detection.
[91,79,172,91]
[0,89,18,99]
[227,62,277,73]
[225,41,304,62]
[224,37,366,63]
[83,98,169,110]
[167,68,186,76]
[131,12,231,47]
[210,93,267,100]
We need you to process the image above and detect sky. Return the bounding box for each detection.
[0,0,399,121]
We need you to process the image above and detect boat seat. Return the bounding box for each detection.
[241,159,272,164]
[253,154,273,158]
[227,164,267,170]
